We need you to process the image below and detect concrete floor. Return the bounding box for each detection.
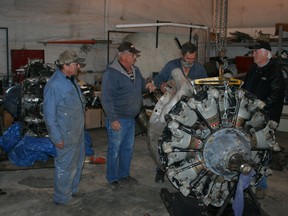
[0,128,288,216]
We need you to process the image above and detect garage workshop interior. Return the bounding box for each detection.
[0,1,288,216]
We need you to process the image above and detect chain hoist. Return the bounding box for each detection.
[214,0,228,56]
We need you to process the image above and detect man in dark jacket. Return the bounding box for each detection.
[101,42,155,190]
[243,40,285,123]
[242,40,285,199]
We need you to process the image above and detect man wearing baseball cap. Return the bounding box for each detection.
[43,50,86,206]
[248,40,272,52]
[244,40,284,123]
[242,40,285,199]
[56,50,85,65]
[101,41,155,190]
[117,41,141,54]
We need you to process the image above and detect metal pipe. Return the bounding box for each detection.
[189,25,192,42]
[0,27,9,81]
[116,22,209,30]
[38,39,103,45]
[174,37,182,49]
[5,28,9,81]
[278,25,283,58]
[107,30,110,65]
[156,21,160,48]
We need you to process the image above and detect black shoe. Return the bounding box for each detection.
[119,176,138,185]
[155,172,165,183]
[255,187,265,200]
[0,189,7,195]
[54,197,82,206]
[110,181,121,190]
[72,192,86,198]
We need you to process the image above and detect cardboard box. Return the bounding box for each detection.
[101,109,106,127]
[94,91,101,98]
[3,110,14,129]
[85,108,103,129]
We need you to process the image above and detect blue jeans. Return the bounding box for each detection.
[106,118,135,183]
[258,176,268,190]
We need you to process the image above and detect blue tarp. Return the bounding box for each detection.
[0,122,22,153]
[0,122,94,167]
[8,136,57,167]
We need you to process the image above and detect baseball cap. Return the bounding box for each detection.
[57,50,85,65]
[249,40,271,51]
[117,42,140,54]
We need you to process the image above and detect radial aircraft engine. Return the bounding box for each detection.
[148,68,279,208]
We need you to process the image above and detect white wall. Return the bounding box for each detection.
[227,1,288,28]
[0,0,213,80]
[1,0,288,80]
[121,32,208,78]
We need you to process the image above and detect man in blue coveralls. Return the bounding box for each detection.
[153,42,207,93]
[43,50,86,206]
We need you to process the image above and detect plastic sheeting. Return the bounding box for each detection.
[0,122,22,153]
[8,136,56,167]
[0,122,95,167]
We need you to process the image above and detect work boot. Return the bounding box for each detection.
[119,176,138,185]
[0,189,7,195]
[54,197,82,206]
[255,187,265,200]
[72,192,86,198]
[155,170,165,183]
[110,181,121,190]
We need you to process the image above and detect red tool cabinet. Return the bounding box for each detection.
[11,49,44,83]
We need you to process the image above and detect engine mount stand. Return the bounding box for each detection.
[159,187,269,216]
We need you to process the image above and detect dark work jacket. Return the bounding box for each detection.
[101,60,147,122]
[242,59,285,123]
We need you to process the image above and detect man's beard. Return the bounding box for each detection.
[181,60,194,68]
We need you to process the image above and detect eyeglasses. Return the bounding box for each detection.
[252,49,263,54]
[125,52,137,58]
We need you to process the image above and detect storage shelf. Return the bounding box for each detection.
[210,41,288,48]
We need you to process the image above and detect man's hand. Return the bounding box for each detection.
[55,141,64,149]
[111,120,121,131]
[160,82,168,93]
[146,82,156,93]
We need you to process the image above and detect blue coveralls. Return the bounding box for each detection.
[43,69,85,204]
[153,58,208,88]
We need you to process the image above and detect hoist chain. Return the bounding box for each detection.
[215,0,228,54]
